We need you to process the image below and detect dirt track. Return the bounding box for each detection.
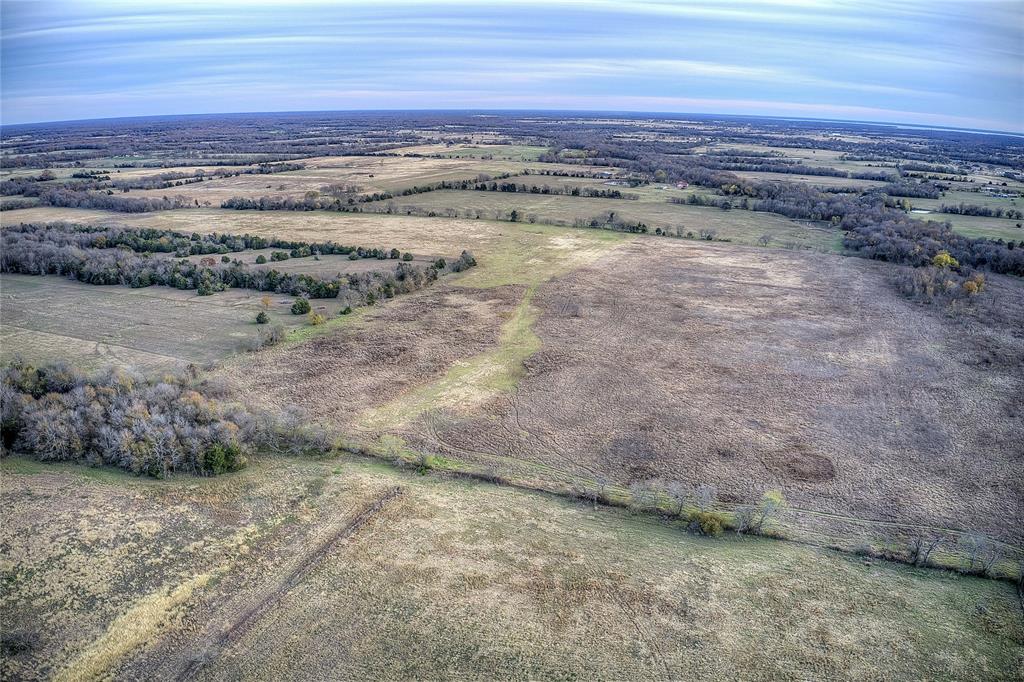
[165,486,405,681]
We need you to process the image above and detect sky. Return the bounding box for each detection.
[2,0,1022,131]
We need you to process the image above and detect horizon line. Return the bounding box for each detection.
[3,107,1022,139]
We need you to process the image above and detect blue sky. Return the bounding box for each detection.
[2,0,1021,131]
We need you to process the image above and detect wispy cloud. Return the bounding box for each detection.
[1,0,1020,130]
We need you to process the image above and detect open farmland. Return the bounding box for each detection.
[3,455,1021,682]
[214,236,1024,550]
[2,111,1023,681]
[906,211,1024,241]
[362,190,842,250]
[0,273,333,371]
[117,155,587,204]
[727,170,889,189]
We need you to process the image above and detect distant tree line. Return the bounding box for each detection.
[879,180,944,199]
[939,203,1023,220]
[1,223,477,304]
[0,163,307,212]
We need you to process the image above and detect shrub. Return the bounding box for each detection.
[932,250,959,269]
[255,311,269,324]
[402,252,414,261]
[434,257,447,270]
[258,324,286,348]
[291,297,311,315]
[308,311,326,326]
[689,510,726,536]
[735,490,787,536]
[340,306,352,315]
[203,443,245,475]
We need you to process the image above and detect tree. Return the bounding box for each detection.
[255,311,269,324]
[667,481,687,517]
[735,490,786,535]
[758,233,773,247]
[291,297,311,315]
[907,531,944,567]
[509,209,520,222]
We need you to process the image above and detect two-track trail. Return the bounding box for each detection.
[170,485,405,682]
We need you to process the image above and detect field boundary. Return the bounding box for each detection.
[340,442,1024,584]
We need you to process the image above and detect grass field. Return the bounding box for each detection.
[388,143,549,161]
[215,236,1024,552]
[2,455,1021,681]
[909,211,1024,241]
[728,169,889,189]
[365,189,843,250]
[0,273,339,371]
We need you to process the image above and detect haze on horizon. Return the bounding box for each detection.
[1,0,1022,132]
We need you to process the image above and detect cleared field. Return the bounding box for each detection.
[387,143,548,160]
[2,455,1020,681]
[366,189,842,250]
[0,273,337,371]
[908,211,1024,241]
[729,170,889,188]
[0,206,629,275]
[710,143,898,174]
[913,189,1022,213]
[1,207,500,256]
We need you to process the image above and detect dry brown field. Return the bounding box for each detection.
[213,236,1024,549]
[3,455,1021,681]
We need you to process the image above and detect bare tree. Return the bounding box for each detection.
[735,490,786,535]
[758,233,773,247]
[960,533,1003,575]
[907,531,944,567]
[694,483,717,512]
[667,481,688,517]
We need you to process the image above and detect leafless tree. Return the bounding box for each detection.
[907,531,944,567]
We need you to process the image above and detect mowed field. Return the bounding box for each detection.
[908,211,1024,242]
[3,455,1021,681]
[0,273,338,371]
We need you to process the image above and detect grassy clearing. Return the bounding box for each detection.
[0,273,335,372]
[371,189,842,251]
[356,222,623,430]
[917,212,1024,241]
[388,143,549,161]
[5,455,1018,680]
[357,286,541,430]
[453,220,626,288]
